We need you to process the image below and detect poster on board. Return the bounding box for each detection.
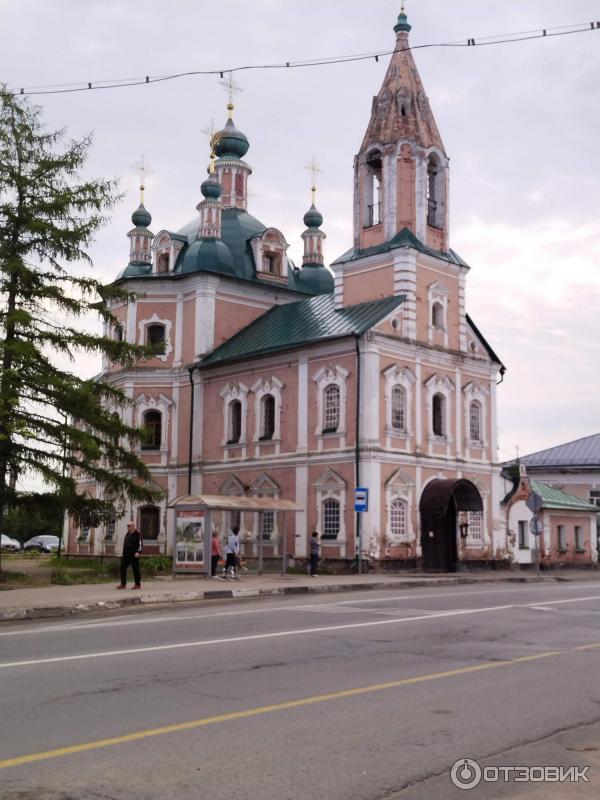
[175,510,206,573]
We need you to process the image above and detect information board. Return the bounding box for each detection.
[175,509,206,572]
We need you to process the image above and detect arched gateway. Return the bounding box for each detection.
[419,479,483,572]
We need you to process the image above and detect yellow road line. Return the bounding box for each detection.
[0,646,591,771]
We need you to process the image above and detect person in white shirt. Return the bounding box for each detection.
[223,526,240,579]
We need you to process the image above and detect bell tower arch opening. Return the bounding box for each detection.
[426,152,445,230]
[364,149,383,228]
[419,479,483,572]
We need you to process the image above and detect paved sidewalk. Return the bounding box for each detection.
[1,569,598,622]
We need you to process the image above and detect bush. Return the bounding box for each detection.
[140,555,172,577]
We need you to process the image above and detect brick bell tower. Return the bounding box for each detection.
[353,4,449,254]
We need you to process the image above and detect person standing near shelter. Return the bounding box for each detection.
[223,525,241,579]
[211,529,222,577]
[309,531,321,577]
[117,521,142,589]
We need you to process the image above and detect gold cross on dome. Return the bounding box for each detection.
[131,155,152,203]
[219,72,243,119]
[201,119,221,173]
[305,156,322,204]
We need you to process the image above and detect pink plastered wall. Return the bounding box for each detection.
[214,297,272,349]
[396,147,416,232]
[306,350,357,450]
[202,359,300,458]
[415,264,460,349]
[343,265,394,307]
[547,515,594,563]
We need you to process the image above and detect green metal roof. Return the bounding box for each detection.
[175,208,265,280]
[331,227,470,269]
[530,480,598,512]
[199,293,405,369]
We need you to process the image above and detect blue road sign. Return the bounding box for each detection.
[355,487,369,512]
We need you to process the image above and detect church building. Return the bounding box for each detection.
[67,7,510,571]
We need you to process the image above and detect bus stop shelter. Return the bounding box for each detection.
[168,494,302,576]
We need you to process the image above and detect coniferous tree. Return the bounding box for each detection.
[0,88,162,571]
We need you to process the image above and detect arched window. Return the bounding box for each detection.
[469,400,482,442]
[105,514,116,541]
[467,511,483,542]
[113,323,123,342]
[146,323,166,354]
[427,155,440,227]
[139,506,160,540]
[228,400,242,444]
[142,410,162,450]
[260,394,275,440]
[259,511,274,540]
[389,498,407,538]
[431,302,444,330]
[157,253,169,273]
[235,172,245,198]
[365,150,383,227]
[432,393,445,437]
[322,498,340,540]
[323,384,340,433]
[391,385,406,431]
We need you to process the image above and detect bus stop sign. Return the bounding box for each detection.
[355,487,369,512]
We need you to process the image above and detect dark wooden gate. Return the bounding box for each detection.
[419,479,483,572]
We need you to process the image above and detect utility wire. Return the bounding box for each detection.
[8,21,600,97]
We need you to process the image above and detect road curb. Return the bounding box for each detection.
[0,573,573,624]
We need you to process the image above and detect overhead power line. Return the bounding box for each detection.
[8,21,600,97]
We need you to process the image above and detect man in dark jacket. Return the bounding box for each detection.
[117,521,143,589]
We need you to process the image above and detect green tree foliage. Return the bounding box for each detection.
[4,496,63,541]
[0,88,162,568]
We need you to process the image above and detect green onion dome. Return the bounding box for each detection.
[394,10,411,34]
[303,204,323,229]
[201,173,223,200]
[179,238,235,276]
[131,203,152,228]
[214,118,250,159]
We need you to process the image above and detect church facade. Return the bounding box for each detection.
[67,8,512,571]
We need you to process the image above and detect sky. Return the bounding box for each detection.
[1,0,599,463]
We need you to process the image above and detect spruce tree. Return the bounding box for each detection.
[0,88,162,572]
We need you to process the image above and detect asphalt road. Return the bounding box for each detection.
[1,582,600,800]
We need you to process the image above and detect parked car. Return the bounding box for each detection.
[1,534,21,552]
[23,535,60,553]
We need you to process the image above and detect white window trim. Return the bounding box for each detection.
[250,473,280,544]
[465,480,489,548]
[138,313,173,362]
[250,228,290,279]
[462,381,489,448]
[383,364,415,437]
[151,231,184,274]
[135,393,173,453]
[251,376,284,443]
[424,374,454,443]
[315,468,347,544]
[313,365,349,438]
[220,381,249,447]
[385,469,414,545]
[427,281,449,347]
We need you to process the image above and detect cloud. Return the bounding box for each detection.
[455,215,600,459]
